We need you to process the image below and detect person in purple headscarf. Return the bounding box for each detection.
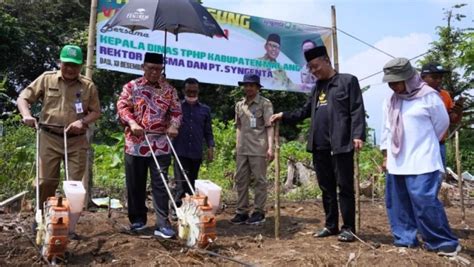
[380,58,460,257]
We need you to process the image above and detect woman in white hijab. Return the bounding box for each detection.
[380,58,460,256]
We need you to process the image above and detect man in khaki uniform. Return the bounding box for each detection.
[231,74,274,225]
[17,45,101,208]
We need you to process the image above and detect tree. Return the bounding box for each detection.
[418,3,473,127]
[0,0,310,143]
[0,12,24,72]
[419,3,474,172]
[0,0,90,94]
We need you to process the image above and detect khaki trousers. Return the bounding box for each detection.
[38,130,88,207]
[234,155,268,214]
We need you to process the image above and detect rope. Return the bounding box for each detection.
[359,51,431,83]
[337,28,396,59]
[334,27,431,85]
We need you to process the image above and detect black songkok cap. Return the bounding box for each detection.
[144,52,164,64]
[267,33,281,45]
[304,46,328,62]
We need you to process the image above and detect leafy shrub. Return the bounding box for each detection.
[93,132,125,190]
[3,114,470,204]
[446,129,474,173]
[0,116,35,199]
[92,119,237,193]
[279,185,321,202]
[199,119,236,190]
[269,140,313,184]
[358,147,385,197]
[272,137,385,198]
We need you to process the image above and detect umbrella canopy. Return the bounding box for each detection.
[102,0,226,38]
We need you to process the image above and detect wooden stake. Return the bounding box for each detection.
[108,189,112,219]
[274,122,281,240]
[455,131,465,223]
[371,173,375,206]
[83,0,98,209]
[85,0,98,79]
[331,5,339,72]
[354,151,360,233]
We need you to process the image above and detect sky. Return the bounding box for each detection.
[204,0,473,143]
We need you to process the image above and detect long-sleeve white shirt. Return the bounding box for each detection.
[380,92,449,175]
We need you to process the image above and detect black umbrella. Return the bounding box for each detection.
[101,0,226,73]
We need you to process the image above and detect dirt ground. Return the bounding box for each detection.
[1,200,473,266]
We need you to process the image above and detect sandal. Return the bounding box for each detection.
[338,230,355,242]
[314,227,338,238]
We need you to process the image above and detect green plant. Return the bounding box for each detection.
[446,129,474,173]
[280,140,312,163]
[271,140,313,183]
[93,132,126,190]
[280,185,321,202]
[358,147,384,180]
[0,115,35,199]
[91,119,237,195]
[199,119,236,190]
[419,3,473,127]
[357,146,385,197]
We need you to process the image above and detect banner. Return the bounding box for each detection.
[96,1,333,93]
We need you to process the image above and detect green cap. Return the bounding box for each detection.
[382,57,415,83]
[60,45,83,65]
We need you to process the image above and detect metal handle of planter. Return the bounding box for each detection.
[143,133,178,211]
[165,135,196,196]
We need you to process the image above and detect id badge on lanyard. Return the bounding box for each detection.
[75,92,84,114]
[245,104,257,128]
[250,116,256,128]
[250,107,257,128]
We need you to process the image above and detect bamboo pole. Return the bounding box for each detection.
[354,151,360,233]
[455,131,465,223]
[331,5,339,72]
[274,122,281,240]
[85,0,97,79]
[83,0,98,209]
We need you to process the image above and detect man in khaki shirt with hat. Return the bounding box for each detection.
[231,73,274,225]
[17,45,101,210]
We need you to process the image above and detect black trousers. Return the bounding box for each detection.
[173,156,202,207]
[125,153,171,227]
[313,149,355,233]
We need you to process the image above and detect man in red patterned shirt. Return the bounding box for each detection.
[117,53,182,238]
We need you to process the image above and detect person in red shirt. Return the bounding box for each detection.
[420,62,463,168]
[117,53,182,238]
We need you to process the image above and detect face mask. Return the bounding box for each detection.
[185,96,198,103]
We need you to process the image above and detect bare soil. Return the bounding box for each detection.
[1,200,473,266]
